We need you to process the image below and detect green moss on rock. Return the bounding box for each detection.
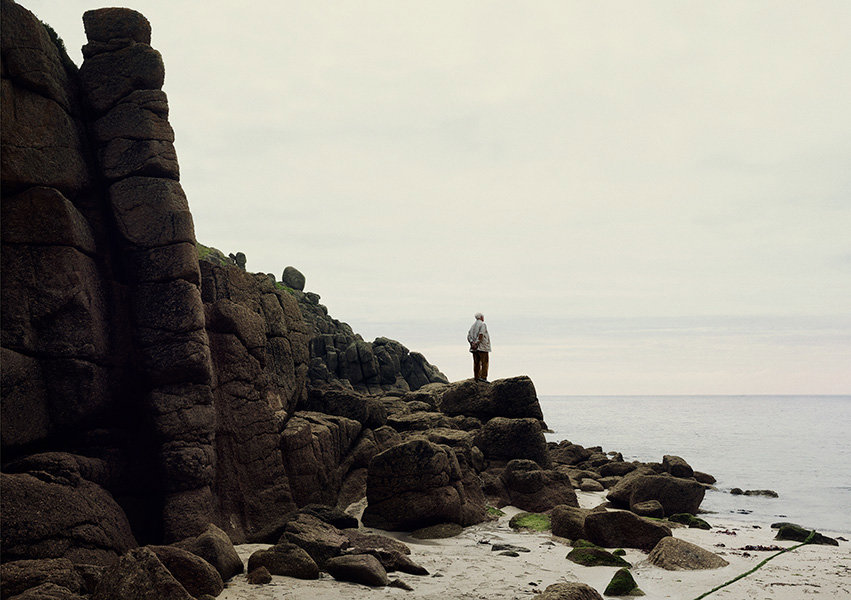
[567,547,631,568]
[486,506,505,517]
[508,512,551,532]
[669,513,711,530]
[604,567,644,596]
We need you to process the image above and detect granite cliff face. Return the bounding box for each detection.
[0,1,442,553]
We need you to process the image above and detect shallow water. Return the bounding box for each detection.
[539,395,851,533]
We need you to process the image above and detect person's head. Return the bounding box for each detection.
[475,312,484,321]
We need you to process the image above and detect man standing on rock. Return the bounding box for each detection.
[467,312,491,383]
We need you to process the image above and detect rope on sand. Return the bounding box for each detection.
[691,529,817,600]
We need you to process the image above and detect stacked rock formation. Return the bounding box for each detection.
[79,6,221,542]
[278,265,448,394]
[1,3,310,551]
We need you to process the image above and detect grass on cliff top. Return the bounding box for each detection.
[196,242,231,267]
[508,512,551,532]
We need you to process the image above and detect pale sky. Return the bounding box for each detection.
[25,1,851,395]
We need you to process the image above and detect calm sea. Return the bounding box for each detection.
[538,395,851,534]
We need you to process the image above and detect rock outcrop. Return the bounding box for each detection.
[1,5,716,598]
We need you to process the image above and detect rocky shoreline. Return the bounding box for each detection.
[1,3,847,599]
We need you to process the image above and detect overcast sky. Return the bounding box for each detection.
[26,1,851,395]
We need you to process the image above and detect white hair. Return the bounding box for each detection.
[474,312,484,319]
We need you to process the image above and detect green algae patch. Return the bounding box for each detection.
[567,547,631,568]
[486,506,506,517]
[669,513,711,530]
[604,567,644,596]
[508,512,551,532]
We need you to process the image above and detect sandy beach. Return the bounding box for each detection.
[218,491,850,600]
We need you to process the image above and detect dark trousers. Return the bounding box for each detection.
[473,351,489,381]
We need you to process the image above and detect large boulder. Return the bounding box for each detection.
[438,376,545,422]
[499,459,578,512]
[474,417,551,468]
[662,455,694,479]
[538,581,605,600]
[584,510,672,550]
[607,474,705,517]
[174,523,242,582]
[648,536,729,570]
[0,559,85,599]
[550,505,593,541]
[247,543,319,579]
[91,547,193,600]
[324,554,389,587]
[280,513,348,568]
[147,545,223,598]
[0,472,137,565]
[342,530,428,575]
[362,438,485,530]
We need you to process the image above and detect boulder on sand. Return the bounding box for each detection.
[362,439,485,530]
[648,536,729,570]
[324,554,389,587]
[584,510,672,550]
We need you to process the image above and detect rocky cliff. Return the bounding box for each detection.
[0,1,443,552]
[2,7,712,595]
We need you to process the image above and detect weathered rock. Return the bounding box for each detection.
[438,376,545,422]
[474,417,551,468]
[325,554,389,587]
[342,529,428,575]
[551,505,592,540]
[7,582,86,600]
[604,567,643,596]
[668,513,711,530]
[245,566,271,585]
[648,536,729,570]
[280,513,348,568]
[693,471,717,485]
[0,472,137,565]
[82,7,151,44]
[91,547,193,600]
[631,500,664,519]
[362,439,485,530]
[566,546,631,567]
[580,478,605,492]
[584,510,672,550]
[607,474,705,517]
[78,37,165,114]
[174,523,243,582]
[279,411,362,507]
[598,461,638,477]
[538,581,605,600]
[301,387,386,429]
[282,266,306,291]
[295,504,359,530]
[549,441,593,466]
[774,524,839,546]
[0,558,84,599]
[247,543,319,579]
[147,545,223,598]
[499,459,578,512]
[662,455,693,478]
